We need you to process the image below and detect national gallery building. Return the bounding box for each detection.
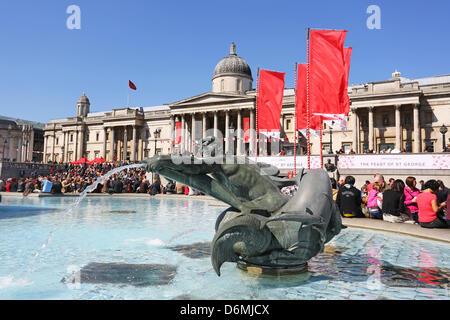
[43,43,450,163]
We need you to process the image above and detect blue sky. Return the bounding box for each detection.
[1,0,450,123]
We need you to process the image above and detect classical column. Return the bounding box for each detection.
[28,129,34,162]
[213,111,218,137]
[249,108,255,156]
[64,131,69,162]
[43,135,48,163]
[368,106,374,152]
[110,128,115,161]
[352,107,359,153]
[237,109,242,156]
[413,104,421,153]
[202,112,207,139]
[131,125,137,161]
[51,132,56,162]
[139,128,144,160]
[395,105,402,150]
[17,137,22,162]
[102,128,107,159]
[8,136,14,161]
[74,130,79,160]
[181,114,185,153]
[225,110,230,154]
[123,126,128,161]
[170,116,175,148]
[78,128,84,159]
[191,113,196,154]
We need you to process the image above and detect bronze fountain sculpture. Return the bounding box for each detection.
[142,137,342,276]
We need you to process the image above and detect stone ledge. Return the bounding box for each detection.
[342,217,450,243]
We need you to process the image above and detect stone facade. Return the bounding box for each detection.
[0,119,43,163]
[43,44,450,163]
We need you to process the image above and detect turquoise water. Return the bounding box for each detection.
[0,196,448,300]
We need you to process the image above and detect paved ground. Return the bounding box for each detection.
[1,192,449,243]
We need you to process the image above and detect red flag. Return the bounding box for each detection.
[175,122,181,145]
[257,70,285,135]
[309,30,347,118]
[243,117,250,142]
[342,47,352,116]
[129,80,137,90]
[296,64,325,130]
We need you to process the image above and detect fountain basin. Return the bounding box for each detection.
[0,196,448,300]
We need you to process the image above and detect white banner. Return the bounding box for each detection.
[338,154,450,170]
[256,156,322,170]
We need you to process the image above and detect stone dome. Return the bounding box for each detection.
[213,43,252,81]
[78,92,90,104]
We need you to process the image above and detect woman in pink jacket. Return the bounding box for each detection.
[404,176,421,223]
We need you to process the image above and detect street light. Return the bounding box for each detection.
[440,124,448,152]
[329,121,335,154]
[153,129,161,156]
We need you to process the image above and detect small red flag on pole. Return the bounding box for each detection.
[129,80,137,90]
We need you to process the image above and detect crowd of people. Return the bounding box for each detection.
[0,162,202,197]
[332,173,450,229]
[1,162,449,230]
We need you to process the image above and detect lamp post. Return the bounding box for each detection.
[329,121,334,154]
[151,129,161,182]
[229,122,235,155]
[440,124,448,152]
[153,129,161,156]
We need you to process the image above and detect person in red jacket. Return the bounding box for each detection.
[417,180,448,228]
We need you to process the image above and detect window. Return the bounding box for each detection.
[286,119,291,130]
[361,118,368,128]
[379,143,394,152]
[94,151,100,158]
[322,143,331,154]
[56,138,59,145]
[221,79,225,92]
[106,132,109,140]
[425,141,434,152]
[382,114,389,126]
[405,142,412,152]
[342,143,351,153]
[96,133,99,141]
[70,134,73,142]
[86,133,89,142]
[236,79,241,92]
[404,113,412,126]
[363,143,369,153]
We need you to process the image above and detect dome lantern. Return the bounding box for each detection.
[212,43,253,94]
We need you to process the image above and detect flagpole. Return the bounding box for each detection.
[255,67,260,164]
[293,62,298,176]
[307,27,311,170]
[127,85,130,108]
[320,124,323,168]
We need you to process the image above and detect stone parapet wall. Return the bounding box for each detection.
[0,162,64,179]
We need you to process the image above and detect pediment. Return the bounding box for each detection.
[170,92,254,108]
